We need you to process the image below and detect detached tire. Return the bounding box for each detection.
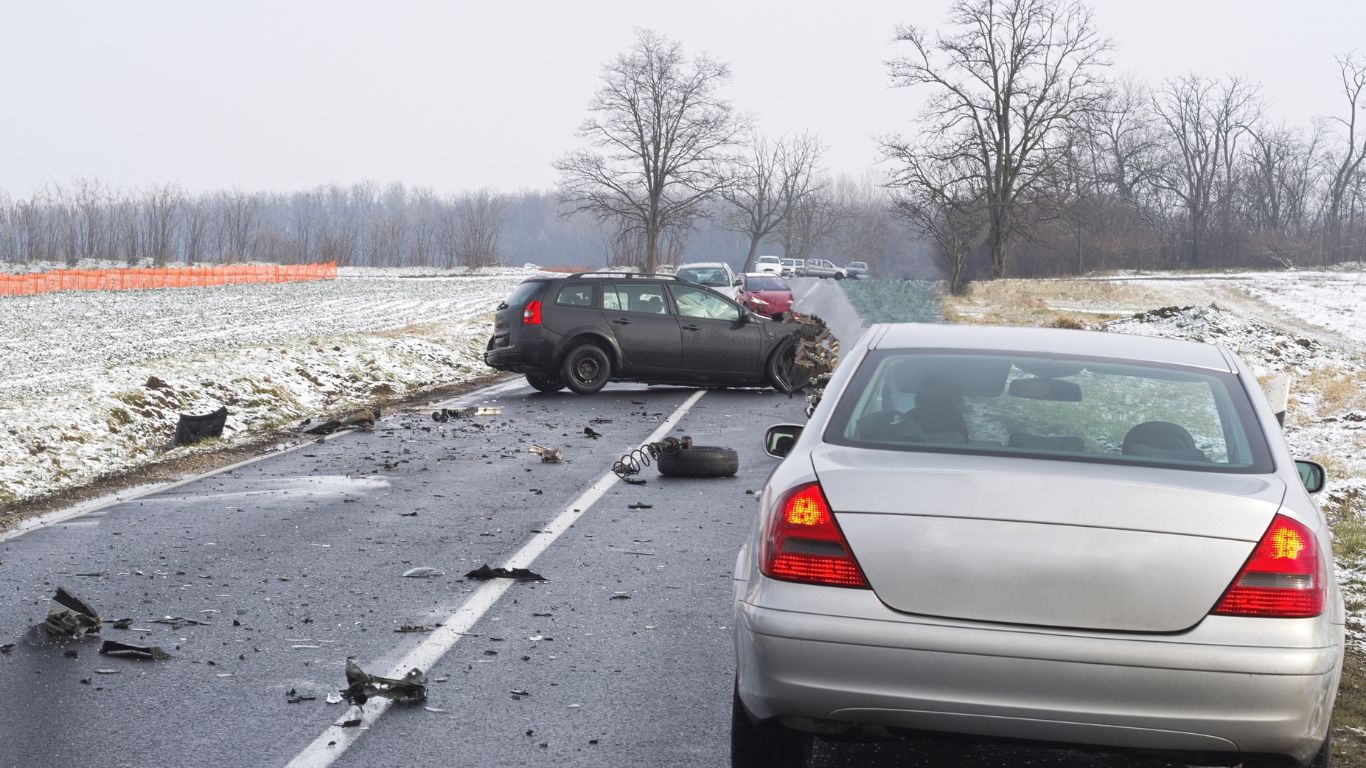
[561,344,611,394]
[731,687,811,768]
[526,373,565,393]
[657,444,739,478]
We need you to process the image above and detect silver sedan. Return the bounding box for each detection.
[733,323,1344,768]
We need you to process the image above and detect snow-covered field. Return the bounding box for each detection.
[0,268,528,506]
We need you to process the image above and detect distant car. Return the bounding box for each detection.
[736,272,794,319]
[754,255,783,275]
[845,261,869,279]
[483,271,803,394]
[733,323,1343,768]
[799,258,846,279]
[676,261,738,298]
[656,264,679,276]
[779,258,802,278]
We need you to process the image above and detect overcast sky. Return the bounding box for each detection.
[2,0,1364,198]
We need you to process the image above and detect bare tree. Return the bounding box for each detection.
[180,196,213,266]
[1323,53,1366,263]
[143,183,183,267]
[454,189,505,268]
[1150,76,1257,267]
[222,190,261,261]
[556,29,740,274]
[777,186,845,262]
[723,132,825,271]
[887,142,985,294]
[888,0,1110,279]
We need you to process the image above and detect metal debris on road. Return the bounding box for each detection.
[465,565,546,581]
[340,718,362,728]
[432,405,502,422]
[0,644,15,654]
[342,659,427,706]
[98,640,171,661]
[394,625,433,633]
[41,586,102,638]
[94,668,120,675]
[402,567,445,579]
[609,592,632,600]
[627,502,653,509]
[528,444,563,463]
[286,688,317,704]
[611,436,692,483]
[172,406,228,447]
[303,407,380,435]
[583,426,602,439]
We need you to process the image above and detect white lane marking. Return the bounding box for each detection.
[285,389,707,768]
[0,378,524,545]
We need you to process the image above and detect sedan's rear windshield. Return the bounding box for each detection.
[825,350,1272,473]
[677,268,730,286]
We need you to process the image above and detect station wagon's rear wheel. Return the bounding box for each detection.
[560,344,611,394]
[731,687,811,768]
[525,373,565,393]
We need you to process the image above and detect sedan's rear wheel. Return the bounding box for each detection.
[731,688,811,768]
[560,344,611,394]
[525,373,565,393]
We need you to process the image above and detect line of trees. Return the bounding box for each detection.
[0,176,935,277]
[886,0,1366,293]
[0,181,507,269]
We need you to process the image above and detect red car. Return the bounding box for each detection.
[736,272,794,318]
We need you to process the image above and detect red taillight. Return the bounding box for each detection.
[522,300,542,325]
[1212,514,1324,618]
[761,482,869,588]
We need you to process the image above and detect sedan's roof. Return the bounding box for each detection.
[870,323,1233,371]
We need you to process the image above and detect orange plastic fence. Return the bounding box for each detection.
[0,262,338,297]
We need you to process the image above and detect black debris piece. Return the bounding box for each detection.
[621,476,647,486]
[589,417,612,424]
[394,625,433,633]
[432,406,502,422]
[465,565,546,582]
[98,640,170,661]
[0,644,15,654]
[63,649,79,658]
[398,511,418,517]
[149,616,210,630]
[340,719,362,728]
[631,400,645,405]
[583,427,602,439]
[342,659,426,706]
[627,502,653,510]
[609,592,632,600]
[286,688,317,704]
[303,419,342,436]
[42,586,102,638]
[173,406,228,446]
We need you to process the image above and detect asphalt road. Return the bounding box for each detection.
[0,279,1193,768]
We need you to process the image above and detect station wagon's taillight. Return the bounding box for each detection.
[761,481,868,589]
[1212,513,1324,618]
[522,300,542,325]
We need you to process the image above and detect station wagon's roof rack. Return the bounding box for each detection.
[566,271,681,280]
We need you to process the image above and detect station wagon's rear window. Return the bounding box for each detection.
[826,350,1273,473]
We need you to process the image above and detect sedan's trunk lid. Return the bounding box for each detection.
[812,445,1286,633]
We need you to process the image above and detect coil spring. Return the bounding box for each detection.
[612,436,692,482]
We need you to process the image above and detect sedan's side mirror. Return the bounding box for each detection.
[733,277,742,286]
[764,424,804,458]
[1295,460,1326,494]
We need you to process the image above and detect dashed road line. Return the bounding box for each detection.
[283,389,707,768]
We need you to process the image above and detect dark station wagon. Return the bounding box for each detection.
[484,271,805,394]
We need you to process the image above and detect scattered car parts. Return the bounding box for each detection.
[342,659,426,706]
[42,587,102,638]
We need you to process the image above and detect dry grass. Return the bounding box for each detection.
[1299,367,1366,415]
[941,278,1223,327]
[1336,647,1366,768]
